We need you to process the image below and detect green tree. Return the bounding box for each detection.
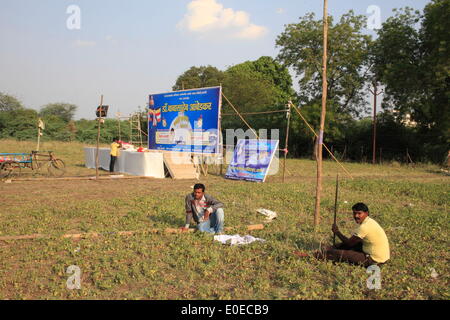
[276,11,371,156]
[370,7,423,123]
[226,56,296,103]
[222,57,295,136]
[0,94,38,140]
[75,118,131,144]
[172,66,225,91]
[371,2,449,160]
[0,108,39,140]
[222,68,279,132]
[420,0,449,137]
[0,92,23,112]
[276,11,372,117]
[40,103,77,122]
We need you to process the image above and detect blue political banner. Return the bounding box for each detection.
[148,86,221,154]
[225,139,279,182]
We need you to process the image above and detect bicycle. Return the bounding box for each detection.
[0,151,66,178]
[31,151,66,177]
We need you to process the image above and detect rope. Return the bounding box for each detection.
[222,110,289,116]
[289,102,353,179]
[223,144,288,154]
[222,93,259,139]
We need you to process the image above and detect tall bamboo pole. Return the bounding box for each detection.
[95,95,104,180]
[314,0,329,229]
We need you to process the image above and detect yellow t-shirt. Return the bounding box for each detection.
[110,142,120,157]
[353,216,390,263]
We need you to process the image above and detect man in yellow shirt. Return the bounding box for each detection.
[110,137,121,173]
[315,203,390,267]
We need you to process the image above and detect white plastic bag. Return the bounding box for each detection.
[256,208,277,221]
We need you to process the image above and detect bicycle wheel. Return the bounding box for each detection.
[0,163,11,178]
[0,162,21,178]
[48,159,66,177]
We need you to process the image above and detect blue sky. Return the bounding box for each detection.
[0,0,430,119]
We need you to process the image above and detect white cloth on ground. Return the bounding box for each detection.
[213,234,266,246]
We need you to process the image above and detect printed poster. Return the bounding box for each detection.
[225,139,279,182]
[148,86,221,154]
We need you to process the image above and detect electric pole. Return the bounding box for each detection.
[369,82,383,164]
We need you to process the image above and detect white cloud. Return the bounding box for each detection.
[276,8,285,14]
[178,0,267,39]
[73,40,96,47]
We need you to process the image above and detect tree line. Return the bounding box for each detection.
[0,0,448,163]
[0,97,132,145]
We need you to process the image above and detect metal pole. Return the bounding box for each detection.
[282,103,292,183]
[370,82,383,165]
[314,0,328,229]
[95,95,104,180]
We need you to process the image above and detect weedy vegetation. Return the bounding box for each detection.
[0,139,448,299]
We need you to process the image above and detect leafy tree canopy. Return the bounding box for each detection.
[371,1,449,139]
[276,10,372,117]
[0,92,23,112]
[39,103,77,123]
[172,65,225,91]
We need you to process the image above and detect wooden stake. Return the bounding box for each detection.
[0,224,265,242]
[314,0,329,229]
[333,174,339,246]
[95,95,104,180]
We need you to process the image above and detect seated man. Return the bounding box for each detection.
[182,183,224,234]
[315,202,390,267]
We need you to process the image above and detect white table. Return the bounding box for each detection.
[84,147,165,178]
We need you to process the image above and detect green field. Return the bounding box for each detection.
[0,139,448,300]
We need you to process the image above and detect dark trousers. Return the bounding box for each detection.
[110,155,117,173]
[325,242,379,267]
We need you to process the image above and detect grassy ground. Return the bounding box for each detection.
[0,139,448,300]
